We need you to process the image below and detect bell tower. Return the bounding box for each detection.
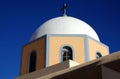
[19,5,109,76]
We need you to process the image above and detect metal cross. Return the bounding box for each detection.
[61,3,67,16]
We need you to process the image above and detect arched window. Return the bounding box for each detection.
[96,52,102,59]
[61,46,73,61]
[29,51,37,73]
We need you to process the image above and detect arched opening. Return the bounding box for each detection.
[61,46,73,61]
[29,51,37,73]
[96,52,102,59]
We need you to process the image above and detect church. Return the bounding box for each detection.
[15,4,120,79]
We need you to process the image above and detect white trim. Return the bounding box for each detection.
[84,35,90,62]
[45,35,50,67]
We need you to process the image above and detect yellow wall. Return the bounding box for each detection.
[20,35,109,75]
[49,36,85,66]
[88,38,109,60]
[20,37,45,75]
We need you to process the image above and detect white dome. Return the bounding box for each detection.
[30,16,100,41]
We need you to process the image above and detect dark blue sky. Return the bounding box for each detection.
[0,0,120,79]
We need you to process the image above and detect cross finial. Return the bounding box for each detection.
[61,3,67,16]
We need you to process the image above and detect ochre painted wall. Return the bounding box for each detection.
[49,36,85,66]
[20,37,46,75]
[20,35,109,76]
[88,38,109,60]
